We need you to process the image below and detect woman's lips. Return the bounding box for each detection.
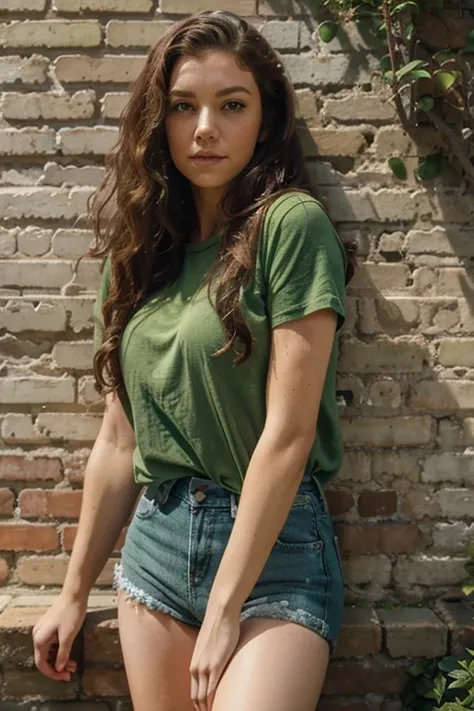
[190,156,226,166]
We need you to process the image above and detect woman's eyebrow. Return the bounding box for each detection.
[169,85,252,98]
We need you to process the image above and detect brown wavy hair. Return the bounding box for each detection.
[90,9,357,399]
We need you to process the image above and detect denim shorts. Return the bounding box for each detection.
[113,474,345,654]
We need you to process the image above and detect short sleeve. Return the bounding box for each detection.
[92,255,111,354]
[92,255,134,424]
[259,195,346,332]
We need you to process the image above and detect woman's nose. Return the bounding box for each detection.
[195,109,218,139]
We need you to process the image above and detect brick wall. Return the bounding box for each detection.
[0,0,473,641]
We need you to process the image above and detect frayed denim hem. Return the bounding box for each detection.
[113,561,199,627]
[239,600,336,655]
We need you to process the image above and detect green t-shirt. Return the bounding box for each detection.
[93,191,347,493]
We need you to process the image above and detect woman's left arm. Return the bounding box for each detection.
[189,306,337,710]
[208,306,337,613]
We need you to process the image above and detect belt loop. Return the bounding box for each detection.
[230,493,238,519]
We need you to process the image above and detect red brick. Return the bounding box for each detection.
[0,606,50,664]
[2,667,78,699]
[63,525,126,553]
[336,523,419,555]
[17,555,117,585]
[358,490,398,517]
[334,607,382,658]
[0,488,14,515]
[19,489,83,519]
[0,524,58,551]
[0,454,62,482]
[82,668,129,697]
[326,490,354,516]
[0,556,10,584]
[377,606,447,658]
[84,608,122,664]
[323,658,407,694]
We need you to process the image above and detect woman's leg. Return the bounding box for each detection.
[117,589,199,711]
[212,617,330,711]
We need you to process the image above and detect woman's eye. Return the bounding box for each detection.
[169,101,245,113]
[225,101,245,112]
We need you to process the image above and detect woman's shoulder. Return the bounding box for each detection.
[262,190,329,235]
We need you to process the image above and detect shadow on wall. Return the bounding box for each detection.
[260,0,474,607]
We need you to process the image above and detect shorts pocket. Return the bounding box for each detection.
[134,490,159,520]
[275,495,322,551]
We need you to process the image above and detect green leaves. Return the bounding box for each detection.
[395,58,427,81]
[417,95,434,111]
[318,21,338,42]
[435,70,459,91]
[416,152,443,180]
[390,0,420,14]
[388,156,408,180]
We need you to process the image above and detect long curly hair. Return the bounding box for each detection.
[90,9,357,399]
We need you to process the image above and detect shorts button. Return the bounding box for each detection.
[194,490,206,502]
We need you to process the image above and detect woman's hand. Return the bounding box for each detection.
[189,605,241,711]
[32,593,88,681]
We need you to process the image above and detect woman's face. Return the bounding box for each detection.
[164,50,266,199]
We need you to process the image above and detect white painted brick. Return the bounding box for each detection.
[438,339,474,367]
[160,0,254,11]
[78,376,100,405]
[283,52,378,87]
[410,380,474,411]
[58,127,119,155]
[394,555,467,587]
[0,129,55,156]
[2,0,46,10]
[101,92,129,119]
[337,451,371,483]
[17,227,53,257]
[344,555,392,586]
[54,0,152,10]
[0,54,48,84]
[0,260,73,289]
[52,341,93,370]
[42,163,104,188]
[0,168,43,186]
[432,522,472,553]
[55,55,145,83]
[35,413,101,442]
[0,377,75,404]
[258,20,299,49]
[0,300,66,332]
[2,90,95,120]
[406,227,473,257]
[75,259,102,290]
[52,229,94,258]
[0,187,93,220]
[438,489,474,518]
[0,21,101,48]
[422,453,474,485]
[106,20,173,48]
[323,94,396,122]
[1,414,38,442]
[340,337,428,372]
[342,416,434,447]
[0,229,17,258]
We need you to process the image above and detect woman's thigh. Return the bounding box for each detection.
[117,589,199,711]
[213,617,330,711]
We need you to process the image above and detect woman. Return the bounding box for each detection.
[33,10,356,711]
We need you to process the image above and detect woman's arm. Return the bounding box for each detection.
[206,307,338,615]
[61,391,141,602]
[33,391,142,681]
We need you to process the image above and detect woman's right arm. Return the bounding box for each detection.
[32,391,141,681]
